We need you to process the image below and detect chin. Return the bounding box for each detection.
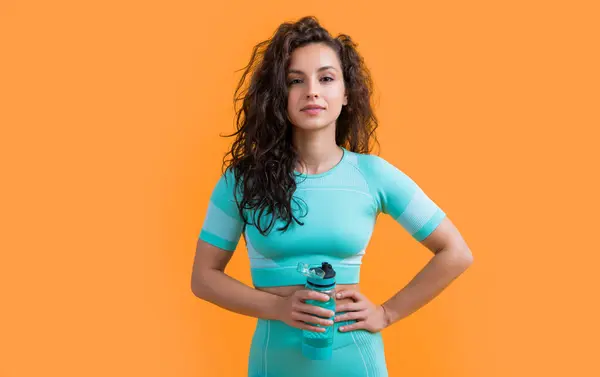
[292,121,330,131]
[289,115,337,131]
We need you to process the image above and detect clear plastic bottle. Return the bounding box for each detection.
[296,262,337,360]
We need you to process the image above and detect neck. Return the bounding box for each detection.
[292,125,342,175]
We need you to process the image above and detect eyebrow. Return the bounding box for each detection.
[287,66,338,75]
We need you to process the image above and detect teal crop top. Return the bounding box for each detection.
[198,147,446,288]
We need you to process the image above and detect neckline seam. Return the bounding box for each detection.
[294,147,347,179]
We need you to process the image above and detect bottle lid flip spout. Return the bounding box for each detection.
[297,262,336,287]
[296,262,325,280]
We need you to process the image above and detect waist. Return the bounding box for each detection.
[251,263,361,288]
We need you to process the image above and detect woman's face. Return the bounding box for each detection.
[286,43,348,131]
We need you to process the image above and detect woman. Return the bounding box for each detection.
[191,16,473,377]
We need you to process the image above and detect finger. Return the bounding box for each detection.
[335,301,366,313]
[339,320,365,332]
[293,320,327,333]
[297,289,330,302]
[334,310,367,322]
[296,302,335,318]
[292,312,334,327]
[336,290,364,301]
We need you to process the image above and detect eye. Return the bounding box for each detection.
[288,79,301,85]
[321,76,334,82]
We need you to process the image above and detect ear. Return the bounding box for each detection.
[343,93,348,106]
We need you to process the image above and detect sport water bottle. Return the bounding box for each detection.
[296,261,337,360]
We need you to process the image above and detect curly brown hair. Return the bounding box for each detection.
[222,15,379,236]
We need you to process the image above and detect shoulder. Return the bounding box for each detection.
[348,150,421,199]
[349,150,405,179]
[209,165,243,204]
[214,165,242,188]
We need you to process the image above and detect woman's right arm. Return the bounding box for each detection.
[190,238,334,330]
[190,237,283,320]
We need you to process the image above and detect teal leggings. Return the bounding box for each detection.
[248,312,389,377]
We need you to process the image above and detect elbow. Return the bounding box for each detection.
[191,279,203,299]
[191,270,209,299]
[448,237,474,268]
[456,247,474,269]
[191,281,203,298]
[462,251,474,269]
[441,246,474,270]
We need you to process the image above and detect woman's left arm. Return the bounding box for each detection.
[335,216,473,332]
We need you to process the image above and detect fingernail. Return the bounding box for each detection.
[336,293,341,298]
[339,327,345,331]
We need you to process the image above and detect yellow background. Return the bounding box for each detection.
[1,1,599,376]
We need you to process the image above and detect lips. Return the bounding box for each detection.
[302,108,324,115]
[301,105,325,111]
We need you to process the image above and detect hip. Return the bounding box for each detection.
[248,312,388,377]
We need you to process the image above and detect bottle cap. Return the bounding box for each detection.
[297,262,336,287]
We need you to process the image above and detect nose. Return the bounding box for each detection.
[306,78,320,99]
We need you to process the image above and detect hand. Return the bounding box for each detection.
[334,290,391,333]
[274,289,335,332]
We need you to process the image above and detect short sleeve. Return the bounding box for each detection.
[360,154,446,242]
[198,168,245,251]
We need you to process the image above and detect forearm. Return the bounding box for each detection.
[192,268,282,321]
[381,248,473,326]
